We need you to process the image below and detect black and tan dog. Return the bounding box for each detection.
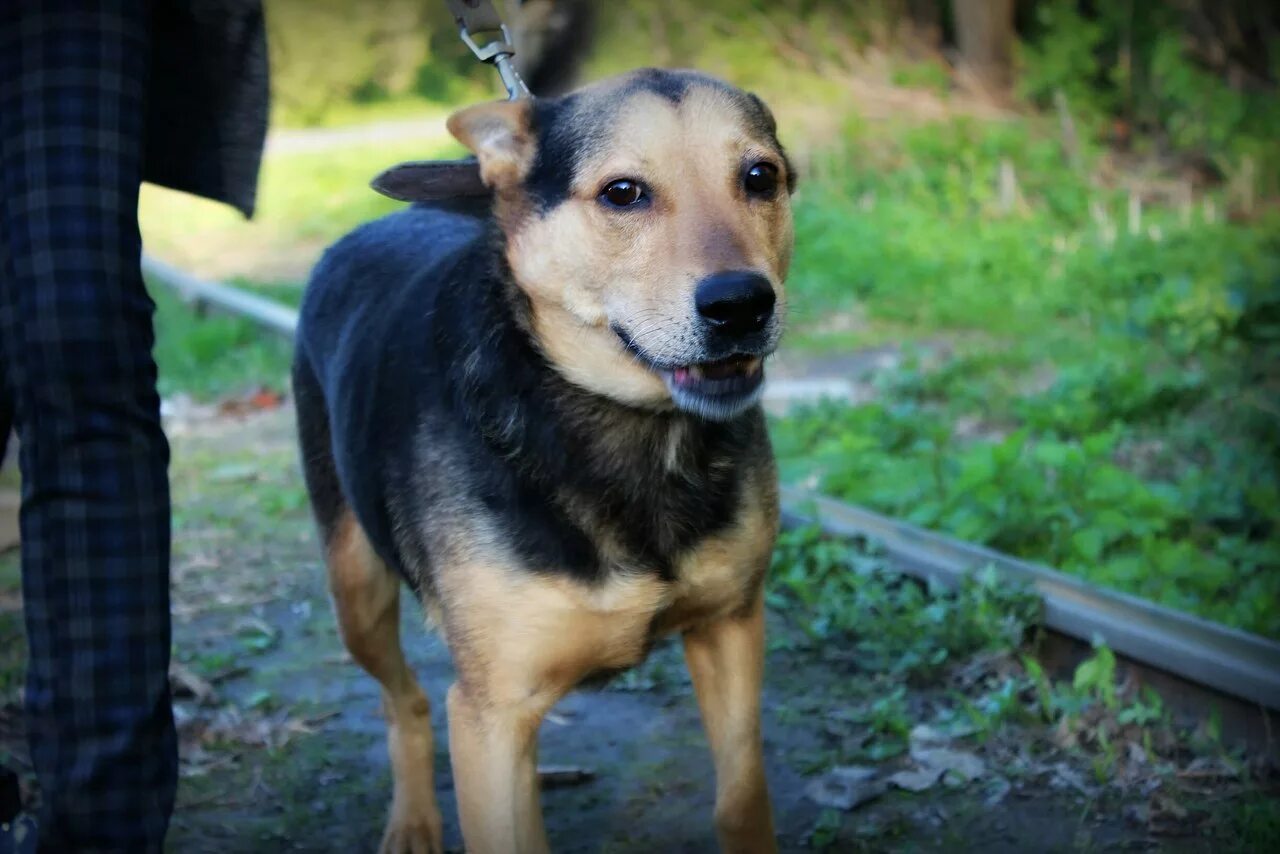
[293,68,794,854]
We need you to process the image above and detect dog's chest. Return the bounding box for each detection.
[654,473,777,633]
[567,415,755,580]
[581,415,778,632]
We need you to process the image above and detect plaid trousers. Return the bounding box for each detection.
[0,3,177,851]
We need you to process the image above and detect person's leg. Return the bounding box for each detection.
[1,340,11,467]
[0,384,11,467]
[0,4,176,852]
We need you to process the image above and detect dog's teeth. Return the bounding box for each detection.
[688,366,704,380]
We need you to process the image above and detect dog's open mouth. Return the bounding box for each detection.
[666,356,764,396]
[615,328,768,419]
[658,355,767,419]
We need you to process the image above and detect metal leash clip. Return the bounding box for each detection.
[444,0,532,99]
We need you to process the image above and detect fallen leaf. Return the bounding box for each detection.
[303,709,342,727]
[983,776,1012,806]
[909,746,985,782]
[1124,803,1150,825]
[1049,762,1091,795]
[805,766,887,811]
[888,767,941,792]
[169,663,219,705]
[207,665,253,685]
[829,765,878,782]
[317,771,343,787]
[1178,756,1239,780]
[908,724,949,749]
[249,388,283,410]
[217,387,284,417]
[1151,793,1188,820]
[234,615,278,639]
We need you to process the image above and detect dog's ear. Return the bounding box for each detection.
[446,99,536,190]
[370,159,488,202]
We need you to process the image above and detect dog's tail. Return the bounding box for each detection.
[511,0,596,96]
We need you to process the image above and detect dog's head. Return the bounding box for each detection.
[380,69,795,420]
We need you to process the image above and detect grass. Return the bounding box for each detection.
[139,132,460,286]
[150,285,297,401]
[767,528,1280,848]
[769,525,1042,683]
[0,554,23,707]
[769,113,1279,639]
[140,131,455,400]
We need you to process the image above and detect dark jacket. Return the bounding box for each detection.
[144,0,269,217]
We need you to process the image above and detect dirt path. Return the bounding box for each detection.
[265,117,450,156]
[0,405,1269,852]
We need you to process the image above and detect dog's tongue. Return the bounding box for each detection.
[672,358,761,386]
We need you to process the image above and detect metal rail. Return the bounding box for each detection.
[781,489,1280,712]
[145,259,1280,716]
[142,255,299,337]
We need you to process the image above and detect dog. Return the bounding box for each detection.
[292,68,795,854]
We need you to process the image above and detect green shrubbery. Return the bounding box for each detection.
[265,0,489,126]
[1018,1,1280,197]
[769,525,1042,682]
[773,113,1279,635]
[765,530,1241,781]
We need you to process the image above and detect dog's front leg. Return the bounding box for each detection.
[439,562,664,852]
[446,682,551,854]
[683,594,776,854]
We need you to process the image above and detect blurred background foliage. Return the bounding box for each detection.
[140,0,1279,637]
[267,0,1280,196]
[265,0,488,125]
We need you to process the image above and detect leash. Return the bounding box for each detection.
[368,0,528,203]
[444,0,532,99]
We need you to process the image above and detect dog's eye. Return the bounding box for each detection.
[600,179,646,208]
[744,162,779,198]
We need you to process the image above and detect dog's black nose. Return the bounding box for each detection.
[695,271,775,336]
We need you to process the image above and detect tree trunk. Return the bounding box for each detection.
[908,0,945,50]
[953,0,1016,92]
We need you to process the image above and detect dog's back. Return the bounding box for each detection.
[293,199,488,563]
[299,199,487,360]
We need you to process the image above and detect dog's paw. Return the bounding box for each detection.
[378,806,445,854]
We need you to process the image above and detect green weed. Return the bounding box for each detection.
[1224,792,1280,853]
[150,284,295,402]
[771,201,1280,638]
[768,525,1041,681]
